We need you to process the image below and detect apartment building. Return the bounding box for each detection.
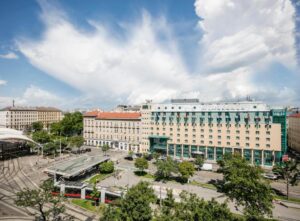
[0,106,62,131]
[140,100,287,166]
[83,111,141,152]
[288,113,300,153]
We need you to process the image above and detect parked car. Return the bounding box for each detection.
[262,172,278,180]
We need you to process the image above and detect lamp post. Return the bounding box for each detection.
[60,130,62,157]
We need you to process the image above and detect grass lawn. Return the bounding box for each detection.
[86,173,111,184]
[190,180,217,190]
[71,199,100,213]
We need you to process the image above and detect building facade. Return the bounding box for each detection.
[288,113,300,153]
[0,106,62,131]
[83,112,141,152]
[140,100,287,167]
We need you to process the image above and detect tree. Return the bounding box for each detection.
[154,190,239,221]
[101,144,110,156]
[43,142,57,156]
[90,184,100,206]
[103,181,156,221]
[99,161,114,174]
[217,154,273,219]
[178,161,195,183]
[15,180,68,221]
[60,112,83,136]
[32,121,44,132]
[273,159,299,200]
[50,122,62,136]
[194,156,204,171]
[69,136,84,149]
[155,156,178,182]
[153,152,161,161]
[135,157,149,173]
[32,130,51,144]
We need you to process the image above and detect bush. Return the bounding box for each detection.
[99,161,114,174]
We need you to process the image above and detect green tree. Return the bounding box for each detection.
[218,154,273,219]
[32,121,44,131]
[99,161,114,174]
[135,157,149,173]
[102,181,156,221]
[15,180,69,221]
[273,159,300,200]
[50,122,62,135]
[60,112,83,136]
[154,190,239,221]
[90,184,100,206]
[43,142,57,156]
[69,136,84,149]
[195,156,204,171]
[155,157,178,182]
[178,161,195,183]
[32,130,51,144]
[153,152,161,161]
[102,144,110,156]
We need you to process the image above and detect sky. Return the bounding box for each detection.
[0,0,299,110]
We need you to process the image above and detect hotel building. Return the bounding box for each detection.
[83,111,141,152]
[0,106,62,131]
[288,113,300,153]
[140,100,287,166]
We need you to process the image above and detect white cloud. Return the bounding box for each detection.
[0,52,18,59]
[0,80,7,85]
[0,85,63,108]
[15,0,300,107]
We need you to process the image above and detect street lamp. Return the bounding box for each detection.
[59,130,62,157]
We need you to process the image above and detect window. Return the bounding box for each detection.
[177,128,180,132]
[209,141,213,144]
[201,129,204,132]
[218,135,221,139]
[201,140,204,144]
[227,142,230,146]
[226,130,230,134]
[185,128,188,132]
[236,142,240,146]
[218,141,221,145]
[256,137,259,141]
[201,135,204,138]
[218,130,221,133]
[246,137,250,141]
[266,138,270,142]
[185,134,188,137]
[266,131,270,135]
[177,134,180,137]
[266,144,270,148]
[227,136,230,139]
[246,130,249,134]
[193,140,196,143]
[170,128,173,131]
[193,129,196,132]
[236,130,240,134]
[185,139,188,143]
[193,134,196,138]
[255,131,260,135]
[255,143,259,147]
[209,129,213,133]
[246,143,249,147]
[236,136,240,140]
[209,135,213,139]
[177,139,180,142]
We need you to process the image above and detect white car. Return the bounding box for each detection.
[262,173,278,180]
[201,163,213,171]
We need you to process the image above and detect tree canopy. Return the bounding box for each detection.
[102,144,110,156]
[69,136,84,148]
[32,130,51,144]
[102,181,156,221]
[178,161,195,182]
[60,112,83,136]
[15,180,70,221]
[217,154,273,219]
[135,157,149,173]
[32,121,43,131]
[99,161,114,174]
[194,156,204,171]
[155,157,178,182]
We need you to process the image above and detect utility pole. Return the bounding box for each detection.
[60,130,62,157]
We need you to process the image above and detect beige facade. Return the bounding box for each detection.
[288,114,300,153]
[83,112,141,152]
[141,100,287,167]
[0,106,62,131]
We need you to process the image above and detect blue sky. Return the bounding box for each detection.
[0,0,299,110]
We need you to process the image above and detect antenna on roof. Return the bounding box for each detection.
[12,99,15,107]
